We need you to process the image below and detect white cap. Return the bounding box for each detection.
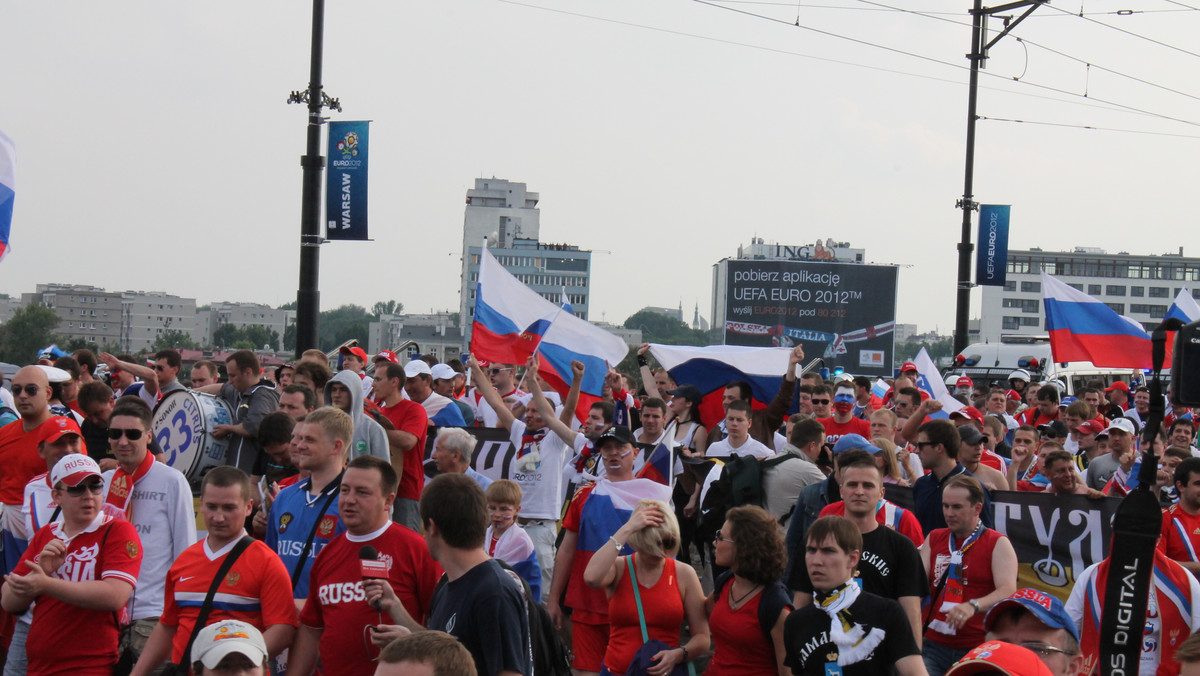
[50,454,102,488]
[1103,417,1137,436]
[191,620,267,670]
[430,364,456,381]
[404,360,432,378]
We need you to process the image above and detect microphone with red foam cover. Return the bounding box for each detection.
[359,545,388,609]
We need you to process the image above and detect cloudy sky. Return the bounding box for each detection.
[2,0,1197,336]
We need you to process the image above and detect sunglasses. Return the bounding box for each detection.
[65,481,104,497]
[107,428,145,441]
[153,365,170,372]
[488,368,511,376]
[13,384,40,397]
[811,398,830,405]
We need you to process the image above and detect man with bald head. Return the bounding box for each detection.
[0,367,61,575]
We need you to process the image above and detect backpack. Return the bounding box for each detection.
[700,454,795,542]
[432,561,571,676]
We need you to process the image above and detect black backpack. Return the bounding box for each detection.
[700,454,795,542]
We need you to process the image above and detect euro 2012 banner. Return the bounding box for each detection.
[325,120,370,241]
[886,486,1119,601]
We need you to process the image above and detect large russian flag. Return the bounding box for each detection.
[1167,288,1200,323]
[647,344,799,429]
[471,246,629,421]
[1041,272,1164,368]
[0,130,14,263]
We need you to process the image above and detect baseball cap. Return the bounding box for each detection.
[984,587,1080,643]
[374,350,399,364]
[40,416,82,445]
[1076,420,1105,435]
[1104,417,1137,436]
[50,454,102,488]
[430,364,456,381]
[595,426,636,449]
[1061,396,1077,406]
[950,406,985,424]
[191,620,268,671]
[958,425,984,446]
[404,361,432,378]
[1106,381,1130,393]
[1038,420,1069,439]
[945,641,1053,676]
[668,385,702,406]
[832,434,879,455]
[339,346,368,363]
[900,361,918,373]
[1005,389,1022,401]
[956,376,973,388]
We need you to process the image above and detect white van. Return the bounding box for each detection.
[948,335,1158,396]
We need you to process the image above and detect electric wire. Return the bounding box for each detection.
[978,115,1200,139]
[1040,2,1200,60]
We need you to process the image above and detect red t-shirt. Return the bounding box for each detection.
[300,524,443,676]
[1159,504,1200,563]
[1018,408,1058,428]
[160,537,298,663]
[815,417,872,446]
[0,419,56,505]
[21,515,142,676]
[819,500,925,547]
[561,482,608,624]
[376,399,429,500]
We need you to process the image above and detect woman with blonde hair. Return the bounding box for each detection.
[584,500,710,676]
[873,437,907,485]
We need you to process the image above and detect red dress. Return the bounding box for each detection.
[707,585,778,676]
[604,556,684,676]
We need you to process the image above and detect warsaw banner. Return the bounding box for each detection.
[325,120,370,241]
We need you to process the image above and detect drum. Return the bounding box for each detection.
[152,390,234,487]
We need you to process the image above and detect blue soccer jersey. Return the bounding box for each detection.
[265,473,346,599]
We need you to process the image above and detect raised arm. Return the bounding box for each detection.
[638,344,661,400]
[526,356,581,446]
[99,352,159,397]
[763,346,804,430]
[558,359,585,427]
[583,502,666,590]
[467,355,517,430]
[901,398,941,444]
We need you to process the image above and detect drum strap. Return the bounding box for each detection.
[290,471,344,590]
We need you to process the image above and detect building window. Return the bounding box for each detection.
[1149,287,1169,298]
[1088,284,1102,295]
[1004,281,1016,292]
[1020,281,1040,293]
[1130,287,1144,297]
[1003,317,1021,331]
[1106,303,1125,314]
[1067,283,1083,292]
[1020,317,1040,327]
[1106,286,1126,296]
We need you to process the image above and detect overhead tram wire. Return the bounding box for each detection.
[708,0,1196,15]
[497,0,1199,126]
[977,115,1200,139]
[1041,2,1200,60]
[1160,0,1200,11]
[693,0,1200,127]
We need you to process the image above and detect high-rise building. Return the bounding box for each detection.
[22,284,125,350]
[458,178,592,343]
[978,247,1200,341]
[206,302,295,351]
[122,291,201,353]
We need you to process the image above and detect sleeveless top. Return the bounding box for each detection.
[925,526,1003,649]
[707,584,778,676]
[604,556,684,675]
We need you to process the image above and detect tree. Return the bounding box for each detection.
[242,325,280,351]
[372,300,403,318]
[622,310,709,346]
[153,330,198,351]
[318,304,371,352]
[212,323,240,349]
[62,337,98,353]
[0,305,60,364]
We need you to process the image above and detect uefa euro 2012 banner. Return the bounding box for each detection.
[885,486,1119,601]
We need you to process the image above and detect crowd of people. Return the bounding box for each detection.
[2,342,1200,676]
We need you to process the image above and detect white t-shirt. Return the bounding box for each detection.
[706,437,773,460]
[469,388,530,428]
[773,431,788,453]
[102,461,198,620]
[507,420,582,520]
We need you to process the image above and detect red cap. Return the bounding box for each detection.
[956,376,973,388]
[374,350,399,364]
[1106,381,1130,393]
[945,641,1053,676]
[1005,389,1021,401]
[339,346,368,363]
[1076,420,1106,435]
[901,361,918,373]
[950,406,985,423]
[40,416,82,445]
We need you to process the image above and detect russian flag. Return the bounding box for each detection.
[486,525,543,602]
[648,344,799,429]
[0,130,13,263]
[635,442,674,488]
[911,347,962,419]
[1167,288,1200,323]
[471,246,628,421]
[1041,272,1164,367]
